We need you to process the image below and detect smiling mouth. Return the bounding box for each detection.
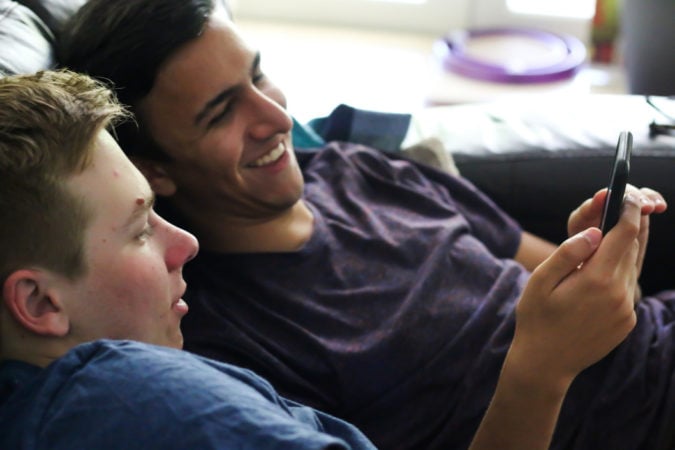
[248,142,286,167]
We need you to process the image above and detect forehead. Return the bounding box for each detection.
[67,130,152,226]
[146,12,253,111]
[136,12,258,148]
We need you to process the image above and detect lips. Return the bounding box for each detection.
[172,298,189,315]
[248,142,286,167]
[172,282,188,315]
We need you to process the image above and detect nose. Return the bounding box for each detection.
[161,217,199,272]
[245,83,293,141]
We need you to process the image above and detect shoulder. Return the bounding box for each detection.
[300,142,426,187]
[4,340,355,449]
[62,339,190,374]
[65,340,274,393]
[302,142,474,203]
[298,141,387,170]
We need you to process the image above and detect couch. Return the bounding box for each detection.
[2,0,675,295]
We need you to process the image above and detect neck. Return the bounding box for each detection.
[185,200,315,253]
[1,307,77,368]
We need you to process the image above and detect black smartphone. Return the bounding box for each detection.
[600,131,633,234]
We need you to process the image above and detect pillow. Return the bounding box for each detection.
[16,0,86,38]
[0,0,55,75]
[400,137,460,176]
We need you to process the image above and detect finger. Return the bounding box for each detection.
[635,213,650,270]
[568,193,603,235]
[588,189,608,215]
[532,227,602,293]
[587,189,610,224]
[594,193,642,266]
[625,185,668,215]
[639,187,668,214]
[617,238,640,308]
[615,229,640,282]
[625,185,658,215]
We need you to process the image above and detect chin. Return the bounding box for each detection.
[172,336,185,350]
[159,333,184,350]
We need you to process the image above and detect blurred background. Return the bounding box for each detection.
[228,0,674,122]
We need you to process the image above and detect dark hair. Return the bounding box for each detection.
[60,0,221,161]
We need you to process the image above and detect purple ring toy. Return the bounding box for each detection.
[437,27,587,84]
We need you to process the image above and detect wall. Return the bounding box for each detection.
[230,0,594,44]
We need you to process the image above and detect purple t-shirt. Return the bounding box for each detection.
[179,143,675,449]
[181,142,525,448]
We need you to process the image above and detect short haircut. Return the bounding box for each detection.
[60,0,220,162]
[0,70,128,286]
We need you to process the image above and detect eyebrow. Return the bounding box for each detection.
[194,51,262,126]
[123,192,156,229]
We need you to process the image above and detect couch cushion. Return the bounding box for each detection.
[403,94,675,294]
[16,0,86,38]
[0,0,55,75]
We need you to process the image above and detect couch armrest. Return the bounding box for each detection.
[404,94,675,294]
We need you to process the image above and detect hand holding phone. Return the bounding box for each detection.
[600,131,633,234]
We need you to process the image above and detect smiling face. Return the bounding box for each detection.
[61,130,199,349]
[137,10,303,223]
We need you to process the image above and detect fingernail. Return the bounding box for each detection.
[624,193,639,207]
[581,228,602,249]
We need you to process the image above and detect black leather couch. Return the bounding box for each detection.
[2,0,675,294]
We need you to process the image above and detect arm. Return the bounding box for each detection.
[469,192,644,450]
[514,231,557,272]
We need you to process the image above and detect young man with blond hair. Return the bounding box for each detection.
[0,70,377,449]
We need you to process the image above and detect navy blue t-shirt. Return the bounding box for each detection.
[0,340,375,450]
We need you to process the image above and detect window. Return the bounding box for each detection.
[470,0,596,43]
[506,0,596,19]
[368,0,426,4]
[230,0,471,34]
[231,0,596,43]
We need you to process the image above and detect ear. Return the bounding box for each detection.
[2,269,69,337]
[131,157,177,197]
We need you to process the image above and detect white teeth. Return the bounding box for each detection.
[250,143,285,167]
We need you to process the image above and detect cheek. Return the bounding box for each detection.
[94,256,168,317]
[121,261,165,298]
[175,133,242,176]
[205,137,243,170]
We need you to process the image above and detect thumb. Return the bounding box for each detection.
[532,228,602,292]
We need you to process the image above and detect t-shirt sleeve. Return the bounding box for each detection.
[434,169,523,259]
[39,341,374,450]
[337,144,523,258]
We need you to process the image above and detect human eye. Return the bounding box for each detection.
[252,70,266,86]
[135,217,156,243]
[207,102,233,128]
[135,224,155,242]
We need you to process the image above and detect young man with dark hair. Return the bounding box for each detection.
[61,1,674,449]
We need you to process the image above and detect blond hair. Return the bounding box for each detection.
[0,70,129,284]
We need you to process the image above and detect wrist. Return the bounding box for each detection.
[501,342,576,400]
[469,345,576,450]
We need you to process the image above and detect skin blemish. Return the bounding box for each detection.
[112,170,120,178]
[136,198,145,206]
